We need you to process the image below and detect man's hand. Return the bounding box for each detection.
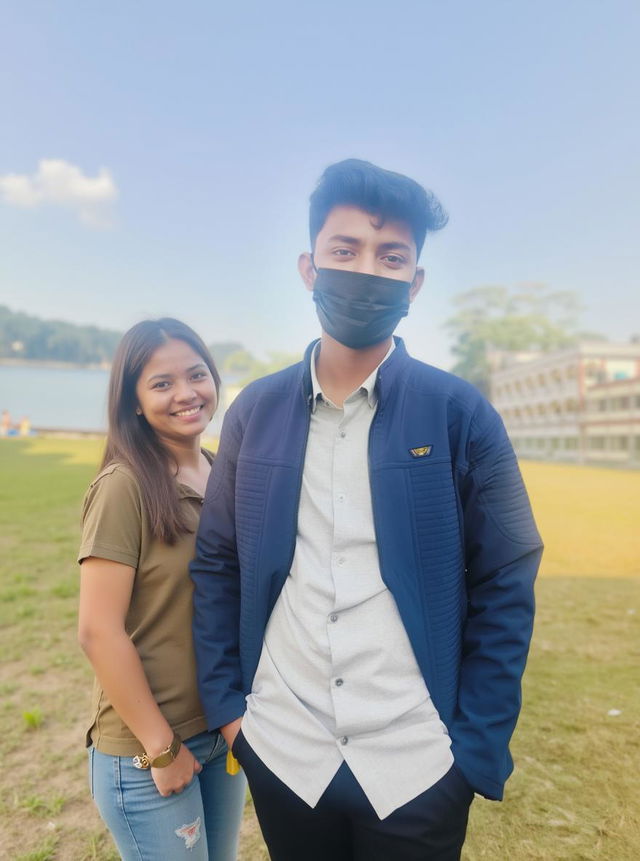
[220,717,243,751]
[151,743,202,797]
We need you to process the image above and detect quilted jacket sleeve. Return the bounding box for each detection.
[451,399,543,800]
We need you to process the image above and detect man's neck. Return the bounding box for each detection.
[314,334,392,408]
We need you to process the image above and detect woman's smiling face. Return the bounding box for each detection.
[135,337,217,445]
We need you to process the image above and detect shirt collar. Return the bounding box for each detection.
[310,340,395,412]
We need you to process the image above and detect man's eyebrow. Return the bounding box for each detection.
[327,234,362,245]
[378,241,413,254]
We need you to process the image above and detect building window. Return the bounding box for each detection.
[611,436,629,450]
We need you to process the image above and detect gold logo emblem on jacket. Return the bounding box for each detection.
[409,445,432,458]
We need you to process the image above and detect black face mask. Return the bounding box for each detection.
[312,268,411,350]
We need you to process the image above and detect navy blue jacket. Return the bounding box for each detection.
[191,338,543,801]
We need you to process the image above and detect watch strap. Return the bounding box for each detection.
[132,732,182,769]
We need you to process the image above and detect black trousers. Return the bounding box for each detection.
[233,730,473,860]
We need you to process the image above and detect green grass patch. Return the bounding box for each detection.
[19,793,67,818]
[15,835,59,861]
[22,708,44,730]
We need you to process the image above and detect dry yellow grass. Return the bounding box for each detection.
[519,460,640,577]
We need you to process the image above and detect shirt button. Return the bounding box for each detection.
[335,678,344,687]
[340,736,349,746]
[337,493,345,503]
[339,430,346,438]
[329,613,338,623]
[337,557,345,566]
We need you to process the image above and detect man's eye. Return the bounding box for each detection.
[383,254,405,265]
[333,248,355,257]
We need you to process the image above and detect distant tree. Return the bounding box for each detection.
[220,348,301,385]
[223,349,260,376]
[253,352,301,378]
[209,341,244,368]
[0,305,121,364]
[445,284,603,393]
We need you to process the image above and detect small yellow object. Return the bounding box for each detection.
[226,750,241,776]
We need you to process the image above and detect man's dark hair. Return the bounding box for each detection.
[309,158,448,258]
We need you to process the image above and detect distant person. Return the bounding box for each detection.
[18,415,31,436]
[77,319,246,861]
[1,409,12,436]
[191,159,543,859]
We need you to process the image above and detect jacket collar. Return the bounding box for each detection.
[300,336,409,409]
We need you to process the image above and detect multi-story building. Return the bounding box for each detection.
[489,342,640,465]
[582,376,640,465]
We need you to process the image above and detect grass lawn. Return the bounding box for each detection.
[0,438,638,860]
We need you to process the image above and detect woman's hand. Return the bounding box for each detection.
[151,743,202,797]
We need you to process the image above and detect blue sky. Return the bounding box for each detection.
[1,0,638,369]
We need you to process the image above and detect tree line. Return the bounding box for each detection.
[0,306,300,382]
[0,305,121,366]
[2,284,608,391]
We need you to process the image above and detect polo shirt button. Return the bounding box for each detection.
[339,430,346,438]
[335,678,344,687]
[341,736,349,745]
[329,613,338,623]
[337,557,345,566]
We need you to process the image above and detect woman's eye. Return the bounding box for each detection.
[191,372,207,381]
[152,381,170,389]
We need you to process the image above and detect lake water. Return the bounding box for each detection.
[0,364,225,435]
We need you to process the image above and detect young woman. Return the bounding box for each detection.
[78,318,246,860]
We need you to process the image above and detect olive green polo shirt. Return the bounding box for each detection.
[78,456,212,756]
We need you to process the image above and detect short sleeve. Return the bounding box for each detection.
[78,465,142,568]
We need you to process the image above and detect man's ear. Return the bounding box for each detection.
[409,267,425,302]
[298,252,317,292]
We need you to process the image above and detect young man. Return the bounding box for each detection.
[191,159,543,860]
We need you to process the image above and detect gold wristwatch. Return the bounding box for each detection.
[132,732,182,769]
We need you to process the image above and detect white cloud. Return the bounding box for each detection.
[0,159,118,226]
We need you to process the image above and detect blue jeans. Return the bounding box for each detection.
[89,731,247,860]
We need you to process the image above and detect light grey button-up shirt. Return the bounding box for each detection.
[241,343,453,819]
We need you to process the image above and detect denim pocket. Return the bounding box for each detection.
[208,730,227,761]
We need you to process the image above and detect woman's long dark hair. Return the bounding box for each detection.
[101,318,221,544]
